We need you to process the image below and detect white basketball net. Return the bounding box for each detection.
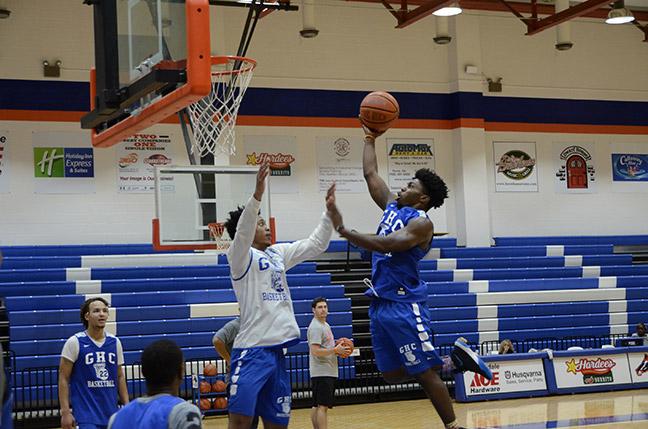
[187,56,256,156]
[208,222,231,251]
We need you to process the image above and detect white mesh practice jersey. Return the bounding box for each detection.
[228,196,333,349]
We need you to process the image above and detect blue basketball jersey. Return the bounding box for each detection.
[70,332,119,425]
[366,202,432,302]
[108,394,202,429]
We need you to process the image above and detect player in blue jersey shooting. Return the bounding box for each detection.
[326,126,491,429]
[59,297,129,429]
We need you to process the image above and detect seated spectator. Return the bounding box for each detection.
[631,323,648,346]
[498,339,515,355]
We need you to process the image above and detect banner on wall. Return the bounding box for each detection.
[553,354,631,388]
[32,131,95,194]
[316,137,364,193]
[629,351,648,383]
[244,136,298,194]
[0,132,8,193]
[386,138,435,192]
[462,359,547,396]
[611,154,648,182]
[117,134,174,193]
[554,143,596,193]
[493,142,538,192]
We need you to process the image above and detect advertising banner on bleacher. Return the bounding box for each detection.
[493,142,538,192]
[553,354,631,388]
[628,352,648,383]
[462,359,546,396]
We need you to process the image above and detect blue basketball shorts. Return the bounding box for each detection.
[369,299,444,375]
[228,346,291,426]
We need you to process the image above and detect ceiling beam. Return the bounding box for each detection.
[376,0,456,28]
[526,0,611,35]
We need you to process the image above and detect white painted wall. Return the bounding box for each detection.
[1,2,647,245]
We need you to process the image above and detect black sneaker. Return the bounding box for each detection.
[450,339,493,380]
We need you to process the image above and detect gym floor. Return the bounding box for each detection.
[202,390,648,428]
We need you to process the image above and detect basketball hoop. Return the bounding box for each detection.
[187,56,256,156]
[208,222,231,250]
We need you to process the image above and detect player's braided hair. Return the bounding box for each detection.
[141,340,184,393]
[415,168,448,210]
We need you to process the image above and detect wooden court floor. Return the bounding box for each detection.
[202,390,648,429]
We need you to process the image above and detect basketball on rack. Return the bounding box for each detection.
[199,380,211,394]
[199,398,212,411]
[212,380,227,393]
[203,363,217,376]
[359,91,400,133]
[213,397,228,410]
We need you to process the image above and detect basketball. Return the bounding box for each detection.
[212,380,227,393]
[214,398,227,410]
[359,91,400,132]
[203,363,217,376]
[213,397,228,410]
[337,337,354,358]
[199,398,212,411]
[199,380,211,394]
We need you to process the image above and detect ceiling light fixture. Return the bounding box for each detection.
[433,3,462,17]
[605,0,635,25]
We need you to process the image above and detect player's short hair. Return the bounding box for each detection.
[311,297,327,309]
[80,297,109,329]
[224,205,245,240]
[415,168,448,210]
[141,340,184,392]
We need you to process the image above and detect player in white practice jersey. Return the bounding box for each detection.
[224,163,341,429]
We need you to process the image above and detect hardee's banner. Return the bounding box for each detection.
[553,354,631,388]
[386,138,435,192]
[116,134,174,193]
[244,136,297,194]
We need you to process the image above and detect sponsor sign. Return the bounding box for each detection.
[463,359,546,396]
[493,142,538,192]
[244,136,298,194]
[117,134,174,193]
[628,352,648,383]
[32,131,95,194]
[553,354,631,388]
[554,143,596,193]
[612,154,648,182]
[386,138,435,192]
[316,137,364,193]
[0,132,9,193]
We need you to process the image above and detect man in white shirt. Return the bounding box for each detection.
[224,163,339,429]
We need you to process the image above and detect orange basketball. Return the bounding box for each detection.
[203,363,217,377]
[212,380,227,393]
[337,337,354,358]
[199,380,211,394]
[199,398,212,410]
[359,91,400,132]
[213,397,228,410]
